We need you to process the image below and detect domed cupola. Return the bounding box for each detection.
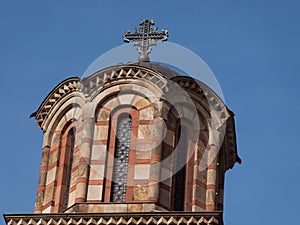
[5,20,240,225]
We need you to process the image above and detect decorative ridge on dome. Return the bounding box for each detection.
[128,61,181,79]
[123,19,168,62]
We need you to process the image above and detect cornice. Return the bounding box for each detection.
[4,211,223,225]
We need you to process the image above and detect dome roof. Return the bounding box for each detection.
[129,61,181,79]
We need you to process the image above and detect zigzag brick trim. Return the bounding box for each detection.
[4,212,222,225]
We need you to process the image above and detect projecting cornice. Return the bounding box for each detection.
[81,64,169,99]
[4,212,223,225]
[30,77,81,129]
[30,64,241,169]
[31,65,170,129]
[170,76,228,120]
[171,76,241,170]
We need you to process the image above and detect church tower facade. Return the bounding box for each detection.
[4,20,240,225]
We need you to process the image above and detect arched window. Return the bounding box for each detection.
[62,127,76,210]
[54,120,77,212]
[110,114,132,202]
[172,125,188,211]
[103,108,139,203]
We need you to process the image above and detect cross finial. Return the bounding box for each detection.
[123,19,169,62]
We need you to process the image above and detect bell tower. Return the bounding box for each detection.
[4,20,240,225]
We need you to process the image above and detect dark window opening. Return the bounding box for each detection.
[173,126,188,211]
[63,127,76,210]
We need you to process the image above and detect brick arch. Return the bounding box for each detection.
[43,102,83,147]
[32,77,82,131]
[86,91,162,203]
[77,87,163,201]
[96,95,154,121]
[82,65,169,101]
[171,118,197,211]
[102,107,139,202]
[93,93,156,157]
[159,100,211,211]
[53,121,77,212]
[35,105,81,213]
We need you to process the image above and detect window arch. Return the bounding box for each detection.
[62,127,76,210]
[103,108,139,202]
[172,121,195,211]
[54,122,76,212]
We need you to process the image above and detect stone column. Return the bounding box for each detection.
[148,116,164,202]
[34,145,50,213]
[206,144,218,211]
[75,102,94,203]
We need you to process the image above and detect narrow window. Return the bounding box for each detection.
[110,114,132,202]
[173,126,188,211]
[63,127,76,210]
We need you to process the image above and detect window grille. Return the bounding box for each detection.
[110,115,132,202]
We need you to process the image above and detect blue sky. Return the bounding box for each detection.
[1,1,299,225]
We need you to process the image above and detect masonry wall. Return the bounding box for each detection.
[33,67,230,213]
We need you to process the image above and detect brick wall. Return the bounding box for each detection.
[33,67,233,213]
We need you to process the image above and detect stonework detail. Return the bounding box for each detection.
[31,78,82,130]
[29,62,240,215]
[5,212,223,225]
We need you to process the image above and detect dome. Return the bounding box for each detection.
[129,61,181,79]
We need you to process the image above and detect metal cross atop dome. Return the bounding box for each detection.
[123,19,168,62]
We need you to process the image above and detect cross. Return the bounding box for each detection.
[123,19,169,62]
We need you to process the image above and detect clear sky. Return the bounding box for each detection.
[1,1,299,225]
